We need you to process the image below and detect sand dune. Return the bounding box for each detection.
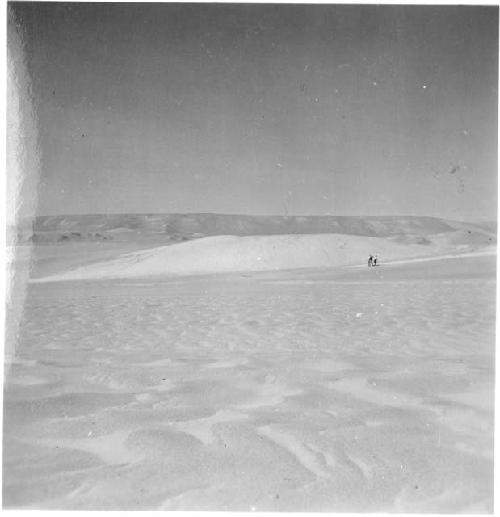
[6,214,496,511]
[4,254,495,510]
[32,232,491,282]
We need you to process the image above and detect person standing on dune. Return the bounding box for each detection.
[368,255,373,267]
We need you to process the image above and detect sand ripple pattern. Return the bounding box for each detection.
[4,259,495,511]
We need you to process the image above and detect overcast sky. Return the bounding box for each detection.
[10,3,498,220]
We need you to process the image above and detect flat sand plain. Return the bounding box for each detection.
[3,253,495,511]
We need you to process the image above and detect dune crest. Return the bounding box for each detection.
[32,232,493,282]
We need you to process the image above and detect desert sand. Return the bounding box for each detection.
[3,225,495,511]
[31,230,495,282]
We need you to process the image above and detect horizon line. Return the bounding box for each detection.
[13,212,498,225]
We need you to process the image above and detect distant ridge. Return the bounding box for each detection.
[13,213,496,245]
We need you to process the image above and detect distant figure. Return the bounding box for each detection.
[368,255,373,267]
[373,255,378,266]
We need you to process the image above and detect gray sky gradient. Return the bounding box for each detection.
[12,3,498,220]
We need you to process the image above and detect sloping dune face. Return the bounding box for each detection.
[33,233,463,282]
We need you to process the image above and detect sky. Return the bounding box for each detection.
[9,3,499,220]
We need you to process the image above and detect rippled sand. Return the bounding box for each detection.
[3,254,495,511]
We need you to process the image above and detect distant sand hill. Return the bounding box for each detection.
[29,214,496,282]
